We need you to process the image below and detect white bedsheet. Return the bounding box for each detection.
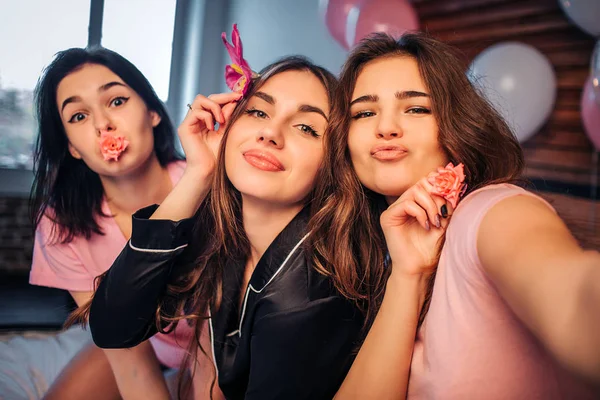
[0,325,90,400]
[0,326,181,400]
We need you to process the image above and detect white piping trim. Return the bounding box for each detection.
[208,312,219,378]
[128,240,188,253]
[237,232,310,337]
[237,287,251,337]
[225,329,240,337]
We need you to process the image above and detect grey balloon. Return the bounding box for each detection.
[559,0,600,37]
[468,42,557,143]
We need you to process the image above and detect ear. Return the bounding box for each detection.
[68,142,82,159]
[150,111,161,128]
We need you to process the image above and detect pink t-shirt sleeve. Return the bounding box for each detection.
[448,183,555,280]
[29,215,95,292]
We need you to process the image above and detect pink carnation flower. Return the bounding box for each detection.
[427,162,467,208]
[99,132,129,162]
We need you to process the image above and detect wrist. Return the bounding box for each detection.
[183,163,216,181]
[177,168,213,204]
[387,266,434,309]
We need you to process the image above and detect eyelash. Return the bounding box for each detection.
[351,107,431,120]
[351,111,375,120]
[407,107,431,114]
[67,96,130,123]
[297,124,320,138]
[244,108,320,138]
[110,96,129,107]
[245,108,267,119]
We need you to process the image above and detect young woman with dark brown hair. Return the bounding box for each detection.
[25,47,188,400]
[310,32,600,399]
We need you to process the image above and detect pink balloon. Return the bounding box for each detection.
[349,0,419,47]
[322,0,364,50]
[582,76,600,151]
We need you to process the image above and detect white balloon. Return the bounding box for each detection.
[559,0,600,37]
[468,42,557,143]
[592,40,600,106]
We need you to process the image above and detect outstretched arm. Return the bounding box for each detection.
[478,194,600,384]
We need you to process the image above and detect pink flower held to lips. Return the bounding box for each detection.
[427,162,467,208]
[221,24,257,96]
[99,132,129,162]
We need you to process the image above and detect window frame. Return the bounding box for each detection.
[0,0,195,197]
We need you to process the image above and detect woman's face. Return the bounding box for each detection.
[225,69,329,208]
[347,56,448,202]
[56,63,160,177]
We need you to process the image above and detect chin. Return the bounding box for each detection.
[93,151,148,177]
[366,176,410,198]
[232,180,307,209]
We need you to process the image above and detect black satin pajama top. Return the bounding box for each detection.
[89,206,364,399]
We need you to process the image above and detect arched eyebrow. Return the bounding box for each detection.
[350,90,429,106]
[396,90,429,100]
[254,91,275,105]
[253,91,328,121]
[298,104,328,122]
[61,81,128,112]
[350,94,378,106]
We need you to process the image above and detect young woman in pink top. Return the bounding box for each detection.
[28,47,192,399]
[310,32,600,398]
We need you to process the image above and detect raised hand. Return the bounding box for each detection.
[178,92,242,176]
[380,177,453,277]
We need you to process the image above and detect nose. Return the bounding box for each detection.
[376,111,403,140]
[256,121,284,149]
[93,110,115,135]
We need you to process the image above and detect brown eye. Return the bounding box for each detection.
[406,107,431,114]
[245,108,268,119]
[68,113,87,123]
[110,97,129,107]
[297,124,320,138]
[351,111,375,120]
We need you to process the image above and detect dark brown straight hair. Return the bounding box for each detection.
[308,32,525,333]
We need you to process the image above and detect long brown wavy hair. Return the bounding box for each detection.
[68,55,339,399]
[308,32,525,333]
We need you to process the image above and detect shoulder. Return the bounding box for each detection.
[451,184,553,231]
[443,184,556,270]
[167,160,187,184]
[460,184,551,213]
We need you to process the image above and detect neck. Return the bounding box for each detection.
[100,154,173,216]
[242,197,304,267]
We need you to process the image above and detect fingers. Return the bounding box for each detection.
[441,202,454,219]
[190,94,225,124]
[180,107,216,133]
[188,92,242,129]
[385,177,458,232]
[412,185,442,229]
[217,102,238,134]
[418,177,455,220]
[402,201,432,231]
[206,92,243,106]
